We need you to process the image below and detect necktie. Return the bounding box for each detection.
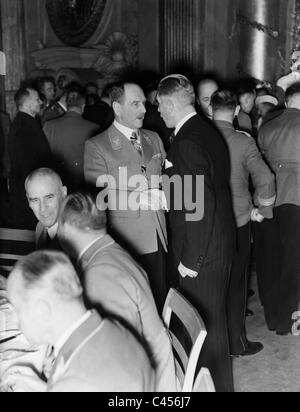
[169,131,176,145]
[42,345,56,380]
[130,131,143,156]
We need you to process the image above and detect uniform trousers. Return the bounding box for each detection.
[256,205,300,334]
[227,223,251,355]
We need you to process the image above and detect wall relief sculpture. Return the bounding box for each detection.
[31,32,138,82]
[46,0,108,46]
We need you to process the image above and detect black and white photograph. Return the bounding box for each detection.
[0,0,300,394]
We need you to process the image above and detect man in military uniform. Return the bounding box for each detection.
[212,90,276,355]
[258,83,300,335]
[84,82,167,312]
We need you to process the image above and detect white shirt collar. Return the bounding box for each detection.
[114,120,138,141]
[47,223,58,240]
[58,101,67,112]
[54,311,92,357]
[77,235,106,264]
[175,112,197,136]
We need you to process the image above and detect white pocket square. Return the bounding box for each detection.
[165,160,173,169]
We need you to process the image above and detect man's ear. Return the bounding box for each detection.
[167,98,175,113]
[62,186,68,198]
[112,101,121,117]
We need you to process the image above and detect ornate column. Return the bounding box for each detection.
[0,0,27,116]
[238,0,281,81]
[161,0,195,75]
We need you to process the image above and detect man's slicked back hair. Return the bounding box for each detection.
[211,90,238,112]
[60,192,107,232]
[158,74,195,105]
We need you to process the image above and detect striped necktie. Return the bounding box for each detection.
[130,131,143,156]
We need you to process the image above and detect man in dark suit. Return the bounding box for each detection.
[84,82,168,312]
[25,168,67,251]
[57,192,176,392]
[157,74,236,392]
[3,250,155,392]
[8,86,52,229]
[43,86,99,191]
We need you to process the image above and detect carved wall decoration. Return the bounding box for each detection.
[46,0,108,46]
[93,32,138,77]
[31,31,138,81]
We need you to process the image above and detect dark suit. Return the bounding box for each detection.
[8,112,52,229]
[164,114,236,392]
[35,222,62,251]
[43,111,99,190]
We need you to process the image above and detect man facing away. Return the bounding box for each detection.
[84,81,168,312]
[157,74,236,392]
[258,83,300,335]
[57,192,176,392]
[25,168,67,251]
[2,250,155,392]
[212,90,276,357]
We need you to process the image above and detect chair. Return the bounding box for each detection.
[163,288,209,392]
[0,228,35,275]
[193,367,216,392]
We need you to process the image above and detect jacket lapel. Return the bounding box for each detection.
[140,131,155,166]
[108,125,142,162]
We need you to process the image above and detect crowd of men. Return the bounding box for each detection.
[0,67,300,392]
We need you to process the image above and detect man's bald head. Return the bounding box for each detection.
[197,79,219,118]
[25,168,67,229]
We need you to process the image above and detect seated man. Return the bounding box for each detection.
[2,250,155,392]
[57,192,176,392]
[25,168,67,250]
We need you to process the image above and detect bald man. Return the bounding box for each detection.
[3,251,155,392]
[25,168,67,250]
[197,79,219,119]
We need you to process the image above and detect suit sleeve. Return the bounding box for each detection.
[177,139,216,272]
[244,137,276,218]
[84,139,108,187]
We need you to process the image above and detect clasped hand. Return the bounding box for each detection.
[139,189,168,211]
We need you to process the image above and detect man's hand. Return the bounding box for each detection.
[0,366,47,393]
[178,262,198,279]
[139,189,168,211]
[251,208,265,223]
